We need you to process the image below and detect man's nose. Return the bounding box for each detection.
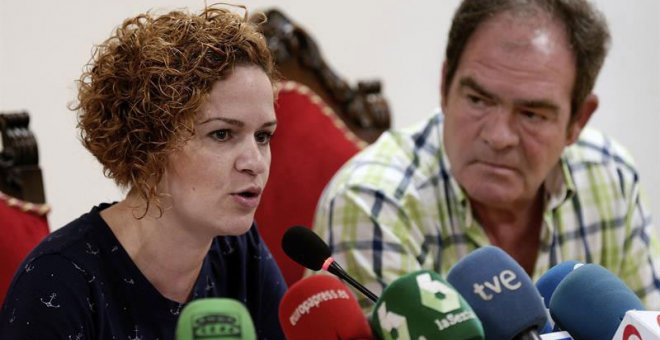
[479,110,519,150]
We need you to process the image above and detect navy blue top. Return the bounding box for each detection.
[0,203,286,339]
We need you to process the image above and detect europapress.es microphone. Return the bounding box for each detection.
[175,298,256,340]
[281,225,378,302]
[279,275,373,340]
[371,270,484,340]
[447,246,548,340]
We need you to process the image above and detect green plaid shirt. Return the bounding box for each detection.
[309,112,660,310]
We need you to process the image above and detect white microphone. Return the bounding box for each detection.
[612,310,660,339]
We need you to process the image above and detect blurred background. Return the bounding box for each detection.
[1,0,658,229]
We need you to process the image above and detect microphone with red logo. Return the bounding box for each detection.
[281,225,378,303]
[446,246,548,340]
[548,264,656,340]
[278,275,373,340]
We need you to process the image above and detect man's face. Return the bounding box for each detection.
[442,12,583,210]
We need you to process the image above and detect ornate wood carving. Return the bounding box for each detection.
[0,112,46,203]
[253,9,391,143]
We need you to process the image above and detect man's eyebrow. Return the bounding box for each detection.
[513,98,560,113]
[460,76,560,113]
[459,77,499,101]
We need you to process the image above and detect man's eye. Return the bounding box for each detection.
[467,94,488,108]
[210,129,231,141]
[255,131,274,145]
[521,111,546,122]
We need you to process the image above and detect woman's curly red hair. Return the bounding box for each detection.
[73,6,274,210]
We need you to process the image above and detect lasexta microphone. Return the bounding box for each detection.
[371,270,484,339]
[279,275,373,340]
[282,225,378,302]
[175,298,256,340]
[549,264,644,340]
[447,246,548,340]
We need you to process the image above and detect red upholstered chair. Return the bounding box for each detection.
[253,10,391,285]
[0,193,49,306]
[0,112,50,306]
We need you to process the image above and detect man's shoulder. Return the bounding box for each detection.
[564,127,638,175]
[326,113,445,197]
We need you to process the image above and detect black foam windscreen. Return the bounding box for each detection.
[281,225,331,271]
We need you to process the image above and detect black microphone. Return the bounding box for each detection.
[281,225,378,303]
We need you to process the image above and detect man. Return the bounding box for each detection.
[310,0,660,310]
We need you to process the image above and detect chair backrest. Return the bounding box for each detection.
[0,112,46,204]
[0,111,50,306]
[252,9,391,285]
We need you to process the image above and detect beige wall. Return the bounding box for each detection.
[1,0,658,229]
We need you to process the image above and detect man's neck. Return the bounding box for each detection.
[471,191,544,276]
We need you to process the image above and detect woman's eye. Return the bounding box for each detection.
[255,131,273,145]
[210,129,231,141]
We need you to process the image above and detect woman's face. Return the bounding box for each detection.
[159,65,276,237]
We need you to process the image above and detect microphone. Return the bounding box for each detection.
[535,260,583,333]
[549,264,645,340]
[278,275,373,340]
[282,225,378,302]
[175,298,256,340]
[536,260,583,309]
[370,270,485,339]
[446,246,548,340]
[612,310,660,339]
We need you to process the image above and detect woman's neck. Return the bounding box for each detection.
[100,197,212,303]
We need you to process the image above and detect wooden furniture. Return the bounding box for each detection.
[255,9,391,144]
[0,111,46,204]
[0,111,50,306]
[252,9,392,285]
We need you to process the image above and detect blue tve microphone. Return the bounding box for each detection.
[447,246,547,340]
[549,264,644,340]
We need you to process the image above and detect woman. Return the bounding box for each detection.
[0,5,285,339]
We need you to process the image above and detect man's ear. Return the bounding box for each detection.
[567,94,598,145]
[440,61,448,111]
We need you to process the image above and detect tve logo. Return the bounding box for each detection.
[472,269,521,301]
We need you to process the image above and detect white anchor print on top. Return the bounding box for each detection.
[41,293,61,308]
[170,303,182,316]
[24,263,34,272]
[85,242,100,256]
[128,325,142,340]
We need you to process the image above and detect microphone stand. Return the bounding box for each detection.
[326,261,378,303]
[514,328,542,340]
